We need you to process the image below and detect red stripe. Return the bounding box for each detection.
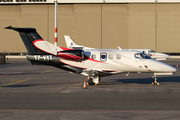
[33,39,106,64]
[55,28,57,32]
[58,52,82,60]
[33,39,44,45]
[60,47,73,50]
[55,37,57,42]
[33,39,57,56]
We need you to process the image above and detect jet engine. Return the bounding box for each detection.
[57,50,84,60]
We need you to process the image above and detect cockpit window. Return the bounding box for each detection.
[135,53,143,58]
[148,50,155,53]
[135,53,151,59]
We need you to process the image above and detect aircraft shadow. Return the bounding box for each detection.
[1,84,36,87]
[113,76,180,84]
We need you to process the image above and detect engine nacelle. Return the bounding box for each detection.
[57,50,84,60]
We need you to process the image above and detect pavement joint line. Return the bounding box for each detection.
[40,69,55,74]
[0,79,28,87]
[0,72,24,77]
[57,77,86,93]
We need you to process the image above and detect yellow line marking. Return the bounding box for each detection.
[0,79,28,87]
[11,79,22,82]
[40,69,55,74]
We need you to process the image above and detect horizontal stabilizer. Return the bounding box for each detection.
[5,26,48,55]
[5,26,36,33]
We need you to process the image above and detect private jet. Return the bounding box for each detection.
[127,49,170,60]
[5,26,176,85]
[64,36,170,60]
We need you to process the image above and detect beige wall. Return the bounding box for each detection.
[0,3,180,53]
[102,4,128,49]
[74,4,102,49]
[129,4,156,50]
[0,5,22,53]
[157,4,180,53]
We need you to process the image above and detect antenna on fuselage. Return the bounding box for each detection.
[117,46,122,50]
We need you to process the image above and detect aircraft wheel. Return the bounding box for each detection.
[88,78,94,85]
[151,78,160,85]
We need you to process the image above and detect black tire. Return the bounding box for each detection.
[88,78,94,85]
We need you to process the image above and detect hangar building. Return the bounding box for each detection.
[0,0,180,55]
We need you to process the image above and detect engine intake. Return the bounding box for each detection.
[57,50,84,60]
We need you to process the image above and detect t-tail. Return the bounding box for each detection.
[4,26,63,55]
[5,26,86,66]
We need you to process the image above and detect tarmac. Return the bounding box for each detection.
[0,58,180,120]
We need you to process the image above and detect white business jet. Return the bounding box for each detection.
[65,36,170,60]
[125,49,170,60]
[5,26,176,86]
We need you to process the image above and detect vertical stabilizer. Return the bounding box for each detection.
[64,35,94,49]
[64,35,78,48]
[5,26,48,55]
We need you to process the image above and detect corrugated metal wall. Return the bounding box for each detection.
[74,4,102,49]
[157,4,180,53]
[129,4,156,50]
[0,3,180,53]
[102,4,128,49]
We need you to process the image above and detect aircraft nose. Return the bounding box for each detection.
[165,54,171,59]
[161,64,177,73]
[165,65,177,72]
[149,61,177,73]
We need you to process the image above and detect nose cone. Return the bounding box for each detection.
[149,60,177,73]
[165,54,171,59]
[165,65,177,73]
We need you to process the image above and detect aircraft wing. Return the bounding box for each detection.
[82,69,112,77]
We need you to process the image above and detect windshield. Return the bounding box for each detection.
[135,53,151,59]
[148,50,155,53]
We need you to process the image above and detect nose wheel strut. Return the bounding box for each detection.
[152,74,160,85]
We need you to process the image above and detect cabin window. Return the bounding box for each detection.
[116,54,121,60]
[100,52,107,61]
[91,54,96,59]
[109,54,113,59]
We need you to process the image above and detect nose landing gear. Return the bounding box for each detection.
[152,74,160,85]
[151,77,160,85]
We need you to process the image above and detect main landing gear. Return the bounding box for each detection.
[87,76,100,85]
[151,74,160,85]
